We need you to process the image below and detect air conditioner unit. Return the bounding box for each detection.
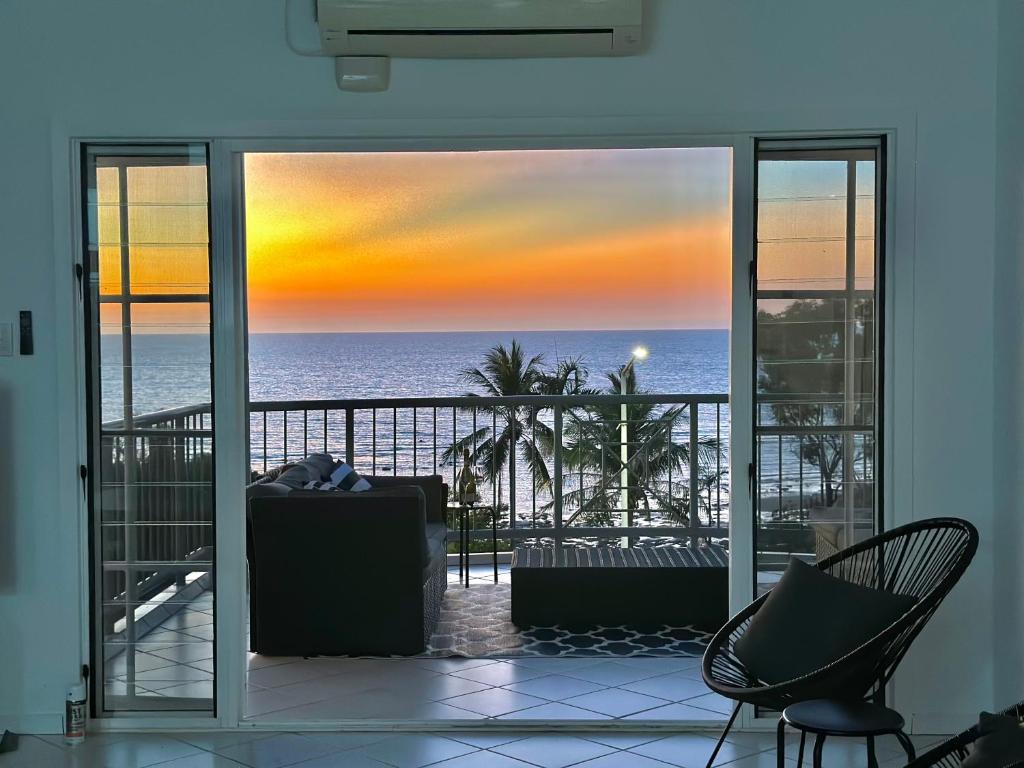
[316,0,644,59]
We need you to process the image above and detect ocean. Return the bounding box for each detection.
[101,329,729,420]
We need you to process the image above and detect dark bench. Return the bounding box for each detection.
[511,544,729,632]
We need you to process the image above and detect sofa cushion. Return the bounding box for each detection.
[371,475,445,520]
[734,557,916,685]
[962,712,1024,768]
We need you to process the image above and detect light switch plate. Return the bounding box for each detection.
[0,322,12,356]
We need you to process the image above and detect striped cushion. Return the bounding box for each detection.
[330,462,372,492]
[512,544,727,569]
[303,480,340,492]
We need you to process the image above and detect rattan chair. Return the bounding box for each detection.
[905,701,1023,767]
[701,517,979,768]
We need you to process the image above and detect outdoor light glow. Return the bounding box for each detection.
[632,346,649,361]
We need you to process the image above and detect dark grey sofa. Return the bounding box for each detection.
[246,455,448,656]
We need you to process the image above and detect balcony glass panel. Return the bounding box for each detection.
[85,145,214,715]
[754,146,880,594]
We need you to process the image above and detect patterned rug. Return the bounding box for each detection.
[425,583,710,658]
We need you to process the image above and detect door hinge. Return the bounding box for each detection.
[79,464,88,497]
[748,260,755,295]
[747,461,755,497]
[75,263,84,301]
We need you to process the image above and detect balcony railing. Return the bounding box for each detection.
[247,393,731,545]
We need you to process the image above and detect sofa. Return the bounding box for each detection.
[246,454,448,656]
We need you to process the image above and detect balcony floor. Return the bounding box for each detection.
[246,562,725,723]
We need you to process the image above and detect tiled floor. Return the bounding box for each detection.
[4,729,949,768]
[246,563,724,723]
[106,563,725,724]
[246,655,726,723]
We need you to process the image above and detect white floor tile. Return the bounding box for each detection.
[446,733,530,749]
[561,689,673,718]
[683,692,734,715]
[441,688,549,717]
[580,733,666,750]
[175,731,277,751]
[449,661,547,687]
[500,674,606,702]
[429,752,534,768]
[356,734,478,768]
[561,662,667,687]
[214,733,338,768]
[618,672,713,702]
[490,734,616,768]
[413,658,500,674]
[574,752,685,768]
[59,735,204,768]
[628,733,759,768]
[248,661,344,689]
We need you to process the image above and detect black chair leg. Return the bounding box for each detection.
[867,735,879,768]
[776,717,786,768]
[705,702,742,768]
[796,731,806,768]
[812,734,825,768]
[894,730,916,761]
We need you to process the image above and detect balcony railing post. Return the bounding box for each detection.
[345,407,355,466]
[553,403,563,549]
[689,400,700,545]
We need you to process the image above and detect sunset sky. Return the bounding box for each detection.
[243,148,732,334]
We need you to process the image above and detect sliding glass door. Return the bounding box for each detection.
[83,145,216,713]
[753,140,884,595]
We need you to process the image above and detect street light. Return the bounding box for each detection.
[620,346,648,547]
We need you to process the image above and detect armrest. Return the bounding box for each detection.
[369,475,447,524]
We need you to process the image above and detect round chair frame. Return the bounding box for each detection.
[701,517,979,768]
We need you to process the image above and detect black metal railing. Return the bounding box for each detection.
[247,393,731,545]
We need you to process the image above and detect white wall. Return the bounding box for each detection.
[994,0,1024,709]
[0,0,1010,732]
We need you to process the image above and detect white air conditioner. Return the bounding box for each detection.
[316,0,644,59]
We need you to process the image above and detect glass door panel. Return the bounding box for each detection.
[84,145,215,713]
[753,143,882,596]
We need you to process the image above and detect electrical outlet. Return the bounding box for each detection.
[0,322,13,356]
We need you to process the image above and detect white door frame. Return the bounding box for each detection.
[63,121,906,731]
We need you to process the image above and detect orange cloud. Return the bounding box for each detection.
[244,149,732,333]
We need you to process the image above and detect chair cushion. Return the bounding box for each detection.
[733,557,916,685]
[962,712,1024,768]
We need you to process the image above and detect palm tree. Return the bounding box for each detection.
[559,363,723,529]
[442,340,578,519]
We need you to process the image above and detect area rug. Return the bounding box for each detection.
[424,583,711,658]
